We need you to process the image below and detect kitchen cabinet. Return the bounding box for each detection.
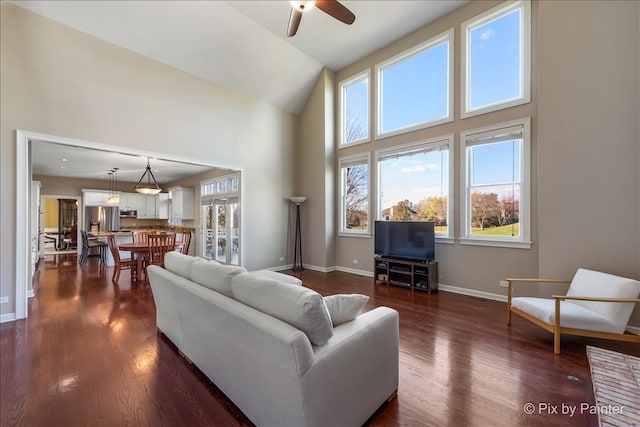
[169,187,194,220]
[157,193,169,219]
[83,190,119,206]
[138,195,157,219]
[119,192,144,212]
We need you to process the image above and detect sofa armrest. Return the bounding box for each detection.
[299,306,399,426]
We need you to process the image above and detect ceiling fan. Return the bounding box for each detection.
[287,0,356,37]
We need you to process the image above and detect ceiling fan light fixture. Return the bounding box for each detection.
[135,158,162,195]
[290,0,315,12]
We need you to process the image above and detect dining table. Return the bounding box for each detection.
[117,240,183,282]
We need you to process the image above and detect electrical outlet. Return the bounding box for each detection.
[353,259,359,264]
[0,296,8,304]
[499,280,509,288]
[279,257,284,261]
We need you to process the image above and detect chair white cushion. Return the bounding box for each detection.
[324,294,369,326]
[566,268,640,333]
[231,272,333,346]
[511,297,619,333]
[191,261,245,298]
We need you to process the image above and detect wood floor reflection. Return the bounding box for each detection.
[1,255,638,426]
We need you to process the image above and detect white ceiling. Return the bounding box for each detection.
[18,0,468,182]
[13,0,467,114]
[31,140,219,185]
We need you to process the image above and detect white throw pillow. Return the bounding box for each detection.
[231,273,333,346]
[324,294,369,326]
[191,261,245,298]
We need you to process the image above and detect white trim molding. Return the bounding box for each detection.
[1,313,17,323]
[16,130,30,320]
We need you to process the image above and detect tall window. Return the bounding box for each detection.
[377,136,454,239]
[461,0,531,117]
[461,118,530,248]
[339,154,370,235]
[339,71,370,147]
[376,29,453,137]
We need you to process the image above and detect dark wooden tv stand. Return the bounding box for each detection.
[374,256,438,294]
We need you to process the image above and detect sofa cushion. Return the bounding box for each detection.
[231,273,333,346]
[324,294,369,326]
[165,251,205,280]
[247,270,302,286]
[191,261,246,298]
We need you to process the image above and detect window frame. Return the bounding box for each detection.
[460,0,531,118]
[460,117,531,248]
[375,135,455,243]
[338,153,371,237]
[375,28,454,139]
[338,70,371,148]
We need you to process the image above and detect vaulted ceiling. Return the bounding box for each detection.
[13,0,468,114]
[16,0,469,181]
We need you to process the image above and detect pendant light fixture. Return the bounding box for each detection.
[107,167,120,204]
[135,157,162,195]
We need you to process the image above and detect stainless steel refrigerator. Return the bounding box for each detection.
[84,206,120,233]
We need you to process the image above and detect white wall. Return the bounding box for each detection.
[537,0,640,325]
[1,3,296,319]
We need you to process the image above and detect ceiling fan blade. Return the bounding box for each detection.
[287,8,303,37]
[316,0,356,25]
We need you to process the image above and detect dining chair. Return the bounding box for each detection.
[106,233,135,282]
[179,231,192,255]
[132,230,152,244]
[147,233,176,270]
[79,230,107,266]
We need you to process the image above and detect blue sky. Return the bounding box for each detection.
[379,150,448,212]
[344,5,522,211]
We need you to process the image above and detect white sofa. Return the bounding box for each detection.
[147,252,399,427]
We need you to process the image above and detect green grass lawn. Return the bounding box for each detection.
[471,223,520,236]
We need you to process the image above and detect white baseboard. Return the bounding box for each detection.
[437,283,507,303]
[626,325,640,335]
[269,264,293,272]
[303,264,336,273]
[1,312,16,323]
[335,266,372,277]
[268,264,336,274]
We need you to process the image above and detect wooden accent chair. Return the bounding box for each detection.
[507,268,640,354]
[179,231,192,255]
[147,233,176,270]
[106,233,135,282]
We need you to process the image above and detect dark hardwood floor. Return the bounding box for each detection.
[1,254,638,426]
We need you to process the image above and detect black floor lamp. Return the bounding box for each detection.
[289,197,306,271]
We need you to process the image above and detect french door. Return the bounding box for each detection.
[202,198,239,264]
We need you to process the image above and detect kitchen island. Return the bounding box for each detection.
[88,231,133,267]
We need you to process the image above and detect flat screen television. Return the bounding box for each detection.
[374,221,435,262]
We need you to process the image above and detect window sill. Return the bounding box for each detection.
[338,232,371,238]
[436,237,455,245]
[459,238,532,249]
